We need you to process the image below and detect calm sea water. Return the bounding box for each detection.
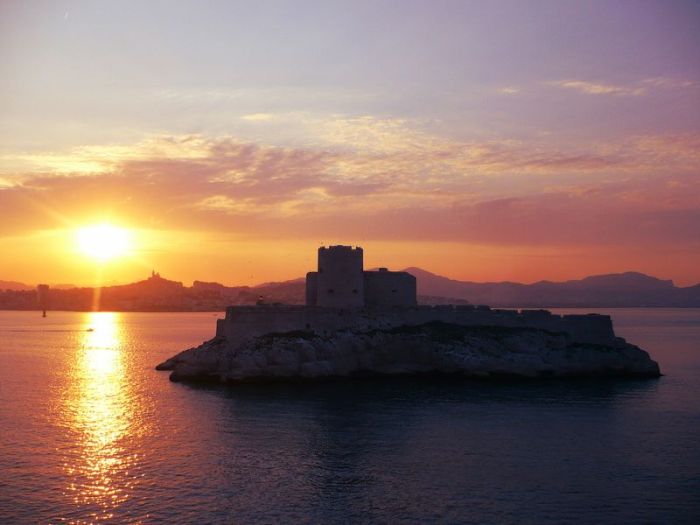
[0,308,699,524]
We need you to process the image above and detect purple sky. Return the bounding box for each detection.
[1,1,699,285]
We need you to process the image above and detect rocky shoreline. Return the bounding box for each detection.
[156,321,661,383]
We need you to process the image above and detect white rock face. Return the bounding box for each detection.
[156,322,661,383]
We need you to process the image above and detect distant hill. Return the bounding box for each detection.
[0,280,32,291]
[2,269,699,311]
[252,278,305,304]
[52,283,77,290]
[403,268,700,307]
[0,280,76,291]
[238,268,700,307]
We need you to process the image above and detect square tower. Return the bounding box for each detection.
[314,245,364,308]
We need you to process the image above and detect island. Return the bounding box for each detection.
[156,246,661,383]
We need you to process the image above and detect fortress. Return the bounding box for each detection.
[305,246,417,308]
[215,245,618,346]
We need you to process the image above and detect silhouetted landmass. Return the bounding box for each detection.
[157,321,661,383]
[1,269,699,311]
[405,268,700,307]
[0,272,307,311]
[0,280,33,291]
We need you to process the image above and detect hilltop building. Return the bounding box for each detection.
[37,284,50,316]
[305,245,416,308]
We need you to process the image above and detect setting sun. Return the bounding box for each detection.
[76,224,132,261]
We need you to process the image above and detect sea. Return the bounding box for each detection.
[0,308,698,524]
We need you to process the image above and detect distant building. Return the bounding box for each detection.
[142,271,184,291]
[37,284,50,316]
[305,245,416,308]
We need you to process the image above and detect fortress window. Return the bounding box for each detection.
[328,288,334,293]
[352,289,358,294]
[392,289,397,293]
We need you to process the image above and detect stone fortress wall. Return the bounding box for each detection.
[216,304,615,346]
[216,245,617,347]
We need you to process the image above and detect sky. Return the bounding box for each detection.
[1,0,699,287]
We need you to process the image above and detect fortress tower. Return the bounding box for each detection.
[312,245,365,308]
[306,245,417,308]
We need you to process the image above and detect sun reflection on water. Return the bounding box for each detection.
[63,312,137,523]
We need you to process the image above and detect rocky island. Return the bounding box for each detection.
[157,246,661,383]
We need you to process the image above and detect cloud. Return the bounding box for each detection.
[272,178,700,247]
[548,77,699,97]
[240,113,276,122]
[640,77,699,89]
[0,135,214,175]
[548,80,645,96]
[496,87,520,95]
[1,123,699,249]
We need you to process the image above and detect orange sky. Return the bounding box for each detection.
[1,2,699,287]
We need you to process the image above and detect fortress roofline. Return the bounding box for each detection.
[319,245,363,251]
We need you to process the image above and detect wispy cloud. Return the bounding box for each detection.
[240,113,276,122]
[548,80,645,96]
[549,76,699,97]
[0,135,214,175]
[640,77,699,89]
[1,122,699,248]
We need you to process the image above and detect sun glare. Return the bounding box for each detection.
[76,224,132,261]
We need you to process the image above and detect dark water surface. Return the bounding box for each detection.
[1,309,699,524]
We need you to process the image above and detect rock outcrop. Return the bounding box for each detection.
[156,322,660,383]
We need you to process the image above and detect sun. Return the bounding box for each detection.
[76,224,132,261]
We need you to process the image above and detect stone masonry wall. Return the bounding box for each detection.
[216,305,616,346]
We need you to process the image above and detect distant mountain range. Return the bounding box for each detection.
[2,269,699,310]
[0,280,78,291]
[405,268,700,307]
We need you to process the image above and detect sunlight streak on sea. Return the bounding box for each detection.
[59,313,135,522]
